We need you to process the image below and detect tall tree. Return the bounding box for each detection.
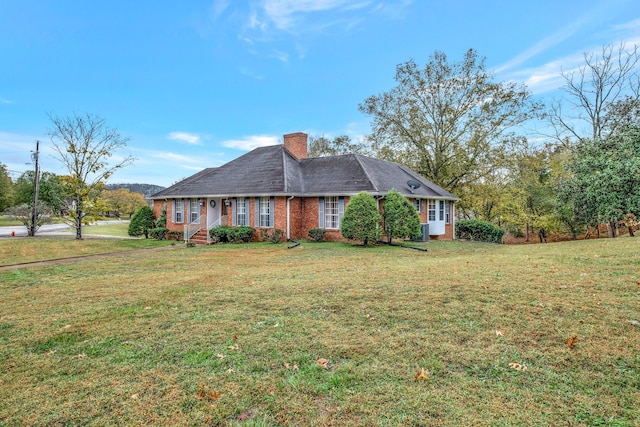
[559,127,640,237]
[308,135,368,157]
[0,164,13,211]
[13,171,66,214]
[359,49,541,193]
[549,43,640,145]
[49,113,135,239]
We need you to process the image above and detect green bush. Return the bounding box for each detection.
[149,227,168,240]
[340,191,381,245]
[456,219,505,243]
[128,206,156,238]
[209,225,255,243]
[308,228,326,242]
[210,225,232,243]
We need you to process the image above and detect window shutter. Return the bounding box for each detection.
[255,197,260,228]
[318,197,325,228]
[421,199,425,212]
[172,199,176,222]
[232,198,237,226]
[270,197,275,228]
[338,197,345,226]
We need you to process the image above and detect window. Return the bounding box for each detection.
[428,200,436,221]
[325,196,339,229]
[445,201,451,224]
[319,196,344,229]
[439,200,445,221]
[174,198,183,223]
[413,199,423,212]
[189,198,199,223]
[260,197,271,227]
[236,197,247,226]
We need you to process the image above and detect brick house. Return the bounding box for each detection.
[150,132,459,243]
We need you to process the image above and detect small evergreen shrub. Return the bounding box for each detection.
[308,228,326,242]
[210,225,232,243]
[149,227,168,240]
[456,219,505,243]
[128,205,156,238]
[209,225,255,243]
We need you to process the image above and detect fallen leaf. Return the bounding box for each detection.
[45,350,57,356]
[509,362,527,371]
[414,367,429,381]
[63,325,72,329]
[228,343,241,351]
[130,393,139,400]
[316,358,329,369]
[197,383,205,398]
[208,391,221,400]
[74,353,86,359]
[226,368,235,374]
[216,354,225,359]
[566,335,578,349]
[232,335,238,341]
[495,330,503,337]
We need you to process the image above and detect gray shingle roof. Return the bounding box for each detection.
[151,145,458,200]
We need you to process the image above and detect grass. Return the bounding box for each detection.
[0,238,639,425]
[0,236,176,266]
[65,220,132,237]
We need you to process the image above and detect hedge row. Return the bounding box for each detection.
[455,219,504,243]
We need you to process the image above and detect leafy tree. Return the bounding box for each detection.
[4,202,52,232]
[13,171,66,214]
[49,113,134,239]
[549,43,640,146]
[359,49,541,193]
[308,135,368,157]
[98,188,147,218]
[128,205,155,238]
[0,164,13,211]
[340,192,381,245]
[559,127,640,237]
[382,189,421,243]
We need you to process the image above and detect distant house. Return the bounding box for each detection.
[151,132,459,243]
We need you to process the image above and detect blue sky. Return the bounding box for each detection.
[1,0,639,187]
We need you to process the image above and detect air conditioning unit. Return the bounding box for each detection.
[413,223,429,242]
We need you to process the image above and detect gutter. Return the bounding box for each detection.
[286,196,295,240]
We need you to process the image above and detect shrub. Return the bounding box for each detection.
[229,226,255,243]
[383,189,421,243]
[456,219,505,243]
[149,227,168,240]
[128,206,156,238]
[209,225,255,243]
[210,226,232,243]
[308,228,326,242]
[340,191,381,245]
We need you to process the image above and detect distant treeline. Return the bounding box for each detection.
[106,183,166,197]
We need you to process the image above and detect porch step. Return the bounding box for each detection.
[188,229,209,245]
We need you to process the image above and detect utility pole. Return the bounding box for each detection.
[29,140,40,237]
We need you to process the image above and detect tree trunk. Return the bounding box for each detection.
[607,221,616,238]
[628,226,635,237]
[76,197,83,240]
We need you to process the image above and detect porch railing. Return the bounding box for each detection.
[207,215,227,243]
[184,216,202,243]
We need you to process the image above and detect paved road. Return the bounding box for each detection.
[0,220,126,238]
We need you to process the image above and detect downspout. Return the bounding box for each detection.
[286,196,295,240]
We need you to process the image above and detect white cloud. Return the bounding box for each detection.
[167,131,202,145]
[222,135,280,150]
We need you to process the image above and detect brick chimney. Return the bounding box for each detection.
[283,132,308,160]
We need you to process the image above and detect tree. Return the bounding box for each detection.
[98,188,147,218]
[382,189,421,243]
[0,164,13,211]
[13,171,66,214]
[128,205,156,238]
[359,49,541,193]
[4,202,52,232]
[559,127,640,237]
[549,43,640,146]
[48,113,134,239]
[308,135,368,158]
[340,192,381,245]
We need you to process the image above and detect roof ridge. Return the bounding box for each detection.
[353,154,379,192]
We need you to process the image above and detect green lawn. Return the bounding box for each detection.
[0,238,638,425]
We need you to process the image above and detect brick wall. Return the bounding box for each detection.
[283,132,308,160]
